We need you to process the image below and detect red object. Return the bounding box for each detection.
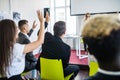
[35,50,88,65]
[34,53,40,59]
[69,50,88,65]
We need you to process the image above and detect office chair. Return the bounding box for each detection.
[40,57,73,80]
[89,61,98,76]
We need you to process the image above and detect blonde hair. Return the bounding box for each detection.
[82,14,120,38]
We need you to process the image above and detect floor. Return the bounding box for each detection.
[25,50,90,80]
[70,50,89,80]
[24,66,89,80]
[75,65,89,80]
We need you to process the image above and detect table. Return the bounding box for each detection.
[64,35,88,59]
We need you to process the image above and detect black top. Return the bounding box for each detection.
[36,32,71,71]
[85,72,120,80]
[18,29,37,72]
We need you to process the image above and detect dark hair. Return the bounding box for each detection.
[82,14,120,64]
[84,30,120,63]
[53,21,66,36]
[18,20,28,30]
[0,19,17,76]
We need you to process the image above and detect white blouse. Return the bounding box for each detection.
[6,43,25,78]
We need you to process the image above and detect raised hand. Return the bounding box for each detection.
[32,20,37,29]
[37,10,44,23]
[45,11,50,23]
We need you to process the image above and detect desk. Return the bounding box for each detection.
[64,35,88,59]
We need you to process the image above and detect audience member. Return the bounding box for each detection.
[37,11,50,54]
[0,10,44,80]
[18,20,37,72]
[81,13,91,52]
[17,11,50,73]
[80,13,91,35]
[82,14,120,80]
[36,21,79,80]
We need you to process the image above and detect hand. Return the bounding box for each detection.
[37,10,44,23]
[45,11,50,23]
[32,20,37,29]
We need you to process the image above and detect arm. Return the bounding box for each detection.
[37,12,50,35]
[27,20,37,37]
[23,10,45,54]
[27,29,33,37]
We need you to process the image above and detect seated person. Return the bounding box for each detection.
[17,12,49,72]
[18,20,38,72]
[36,21,79,80]
[0,10,44,80]
[82,14,120,80]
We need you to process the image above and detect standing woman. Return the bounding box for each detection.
[80,13,91,52]
[0,10,44,80]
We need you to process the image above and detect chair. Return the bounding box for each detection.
[89,61,98,76]
[40,57,73,80]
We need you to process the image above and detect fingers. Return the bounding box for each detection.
[37,10,42,18]
[45,11,50,22]
[37,10,44,23]
[32,20,37,29]
[34,20,37,26]
[33,20,36,26]
[46,11,49,17]
[33,20,36,24]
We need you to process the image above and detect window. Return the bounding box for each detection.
[50,0,76,35]
[55,8,65,21]
[55,0,65,7]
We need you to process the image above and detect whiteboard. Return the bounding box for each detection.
[70,0,120,16]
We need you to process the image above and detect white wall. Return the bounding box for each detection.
[11,0,50,54]
[0,0,11,19]
[0,0,84,51]
[0,0,9,13]
[0,0,50,31]
[71,0,120,15]
[11,0,50,23]
[0,0,50,54]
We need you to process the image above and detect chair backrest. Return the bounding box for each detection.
[40,57,64,80]
[89,61,98,76]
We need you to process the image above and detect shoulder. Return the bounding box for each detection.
[18,32,24,36]
[13,43,25,52]
[64,43,70,49]
[44,32,53,42]
[18,33,27,40]
[14,43,25,49]
[61,40,70,49]
[45,32,53,38]
[12,43,26,58]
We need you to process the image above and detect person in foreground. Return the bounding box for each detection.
[0,10,44,80]
[82,14,120,80]
[36,21,79,80]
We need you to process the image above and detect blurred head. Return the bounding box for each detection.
[18,20,30,33]
[82,14,120,67]
[53,21,66,37]
[84,13,91,20]
[0,19,17,76]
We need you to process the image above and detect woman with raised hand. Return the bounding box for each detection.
[0,10,44,80]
